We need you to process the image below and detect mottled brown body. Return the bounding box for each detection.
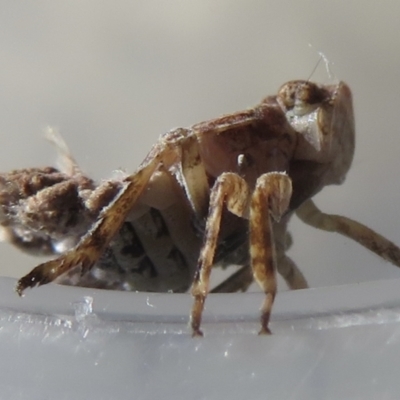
[2,80,400,336]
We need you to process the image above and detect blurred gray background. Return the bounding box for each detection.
[1,1,400,290]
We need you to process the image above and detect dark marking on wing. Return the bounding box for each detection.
[119,221,145,257]
[133,256,158,278]
[149,208,169,238]
[98,247,126,274]
[167,246,188,270]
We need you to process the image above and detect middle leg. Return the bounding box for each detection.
[296,199,400,267]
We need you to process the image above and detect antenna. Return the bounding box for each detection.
[307,44,337,82]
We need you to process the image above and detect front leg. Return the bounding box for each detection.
[296,199,400,267]
[250,172,292,334]
[16,155,160,295]
[190,172,249,336]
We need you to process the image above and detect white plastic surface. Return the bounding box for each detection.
[1,276,400,399]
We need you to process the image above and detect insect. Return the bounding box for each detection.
[1,79,400,336]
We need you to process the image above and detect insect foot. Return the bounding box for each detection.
[4,79,400,337]
[16,251,94,296]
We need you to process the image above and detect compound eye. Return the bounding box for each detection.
[278,81,328,116]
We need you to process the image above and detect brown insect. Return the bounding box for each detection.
[1,79,400,336]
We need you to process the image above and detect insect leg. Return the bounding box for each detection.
[211,239,309,293]
[274,222,308,289]
[277,255,309,290]
[210,265,253,293]
[296,199,400,267]
[190,172,249,336]
[16,155,160,295]
[250,172,292,334]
